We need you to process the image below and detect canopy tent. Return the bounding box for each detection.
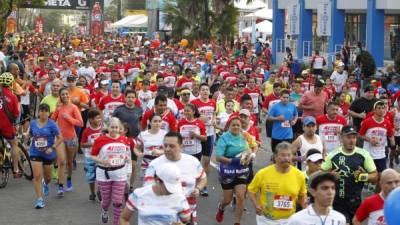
[243,7,273,20]
[242,20,272,35]
[234,0,267,11]
[111,15,148,28]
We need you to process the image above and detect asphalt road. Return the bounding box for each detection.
[0,126,273,225]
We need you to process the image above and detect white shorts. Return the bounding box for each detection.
[256,215,288,225]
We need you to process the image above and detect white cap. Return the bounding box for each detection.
[338,62,345,67]
[155,163,183,194]
[307,153,324,162]
[239,109,251,117]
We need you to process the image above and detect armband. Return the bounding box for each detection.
[357,173,369,182]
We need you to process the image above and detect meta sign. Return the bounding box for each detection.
[20,0,90,10]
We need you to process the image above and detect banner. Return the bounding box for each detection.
[5,4,18,34]
[287,3,300,36]
[35,15,44,33]
[317,2,331,36]
[21,0,90,10]
[90,2,103,35]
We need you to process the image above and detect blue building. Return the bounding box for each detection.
[268,0,400,68]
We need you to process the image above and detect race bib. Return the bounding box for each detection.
[273,195,293,211]
[326,135,338,142]
[183,138,195,146]
[35,138,48,148]
[110,158,124,166]
[281,121,290,128]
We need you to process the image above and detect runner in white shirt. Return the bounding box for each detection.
[330,62,348,94]
[134,114,167,179]
[120,163,191,225]
[137,80,153,111]
[144,132,207,225]
[287,171,346,225]
[77,59,96,83]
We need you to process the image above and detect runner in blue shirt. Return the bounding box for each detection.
[267,89,298,153]
[29,103,63,209]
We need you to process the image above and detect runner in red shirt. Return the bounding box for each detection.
[176,68,195,89]
[243,77,262,115]
[316,102,347,153]
[98,81,125,120]
[190,83,216,196]
[141,95,177,132]
[0,72,22,177]
[353,169,400,225]
[177,104,207,161]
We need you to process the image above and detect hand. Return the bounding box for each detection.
[290,120,297,126]
[276,115,285,122]
[331,168,341,179]
[354,166,366,180]
[101,159,111,167]
[254,204,263,215]
[359,112,366,119]
[191,187,200,197]
[45,148,53,154]
[72,98,80,105]
[189,131,197,138]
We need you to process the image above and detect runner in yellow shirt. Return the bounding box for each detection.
[248,142,307,225]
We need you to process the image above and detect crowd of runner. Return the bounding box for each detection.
[0,32,399,225]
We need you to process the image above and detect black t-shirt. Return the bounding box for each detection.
[113,105,143,137]
[349,97,377,130]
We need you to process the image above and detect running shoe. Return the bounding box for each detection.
[35,198,45,209]
[57,186,64,197]
[43,181,49,197]
[215,204,224,222]
[89,194,96,201]
[200,186,209,197]
[13,171,23,179]
[66,179,73,192]
[101,209,109,223]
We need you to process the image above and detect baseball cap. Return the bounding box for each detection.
[239,109,251,117]
[364,85,374,92]
[338,62,345,67]
[314,79,325,87]
[142,80,150,85]
[157,85,168,94]
[303,116,316,126]
[67,75,77,81]
[155,163,183,194]
[341,125,358,136]
[306,149,324,162]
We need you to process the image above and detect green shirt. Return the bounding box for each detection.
[41,94,59,113]
[321,147,376,200]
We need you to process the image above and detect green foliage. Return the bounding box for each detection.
[359,51,376,78]
[163,0,238,42]
[104,5,118,21]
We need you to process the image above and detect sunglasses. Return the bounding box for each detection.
[181,93,190,96]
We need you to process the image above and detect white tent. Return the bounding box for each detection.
[243,7,273,20]
[234,0,267,11]
[111,15,148,28]
[242,20,272,35]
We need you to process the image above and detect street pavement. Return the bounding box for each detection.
[0,125,273,225]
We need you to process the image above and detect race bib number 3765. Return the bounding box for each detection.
[273,195,293,211]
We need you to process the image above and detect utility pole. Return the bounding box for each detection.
[117,0,122,20]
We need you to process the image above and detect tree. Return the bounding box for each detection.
[0,0,44,36]
[163,0,239,42]
[359,51,376,78]
[104,5,118,22]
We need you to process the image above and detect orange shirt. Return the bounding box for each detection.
[52,103,83,139]
[68,87,89,110]
[11,81,25,96]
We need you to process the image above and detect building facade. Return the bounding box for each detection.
[269,0,400,67]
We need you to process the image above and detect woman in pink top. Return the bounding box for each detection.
[52,87,83,195]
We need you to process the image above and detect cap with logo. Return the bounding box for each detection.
[341,125,358,136]
[155,163,183,194]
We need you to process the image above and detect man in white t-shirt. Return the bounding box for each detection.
[77,59,96,83]
[330,62,348,94]
[287,171,346,225]
[144,132,207,225]
[121,163,191,225]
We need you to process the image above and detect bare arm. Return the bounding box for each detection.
[248,192,262,215]
[119,207,134,225]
